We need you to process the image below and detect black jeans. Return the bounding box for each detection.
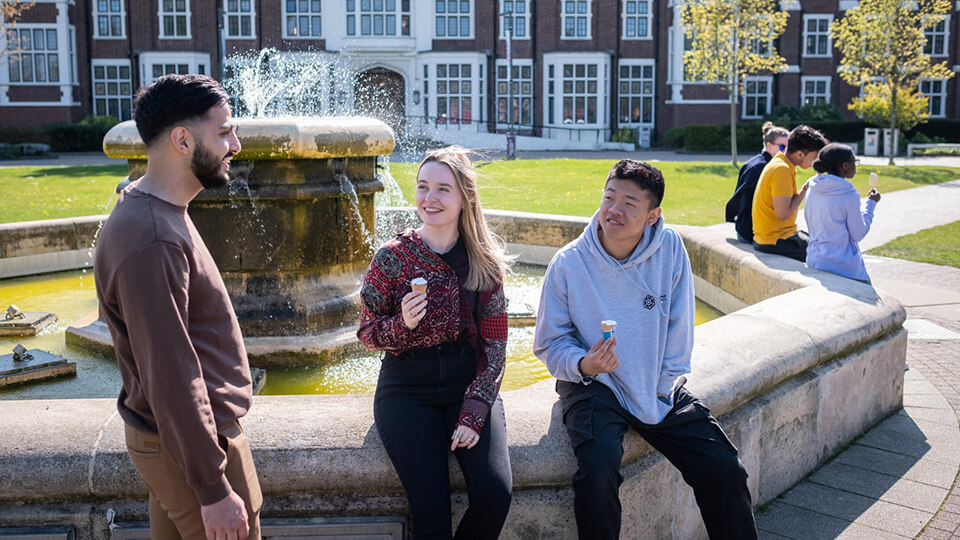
[753,231,809,262]
[558,379,757,540]
[374,342,512,540]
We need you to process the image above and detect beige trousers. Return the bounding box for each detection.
[124,422,263,540]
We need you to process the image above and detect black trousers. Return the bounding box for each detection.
[557,379,757,540]
[374,342,512,540]
[753,231,809,262]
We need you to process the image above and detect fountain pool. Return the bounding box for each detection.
[0,265,722,399]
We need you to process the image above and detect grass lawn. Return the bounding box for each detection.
[0,165,127,224]
[387,159,960,226]
[867,220,960,268]
[1,160,959,226]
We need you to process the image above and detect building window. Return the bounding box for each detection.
[618,62,654,126]
[93,60,132,120]
[159,0,190,38]
[435,0,472,39]
[742,77,771,119]
[140,52,209,86]
[224,0,255,38]
[561,63,598,124]
[497,61,533,126]
[7,27,59,84]
[923,17,948,57]
[93,0,125,38]
[562,0,591,39]
[499,1,527,39]
[346,0,411,37]
[801,76,830,106]
[622,0,650,39]
[919,79,946,118]
[435,63,472,123]
[803,15,832,57]
[284,0,322,38]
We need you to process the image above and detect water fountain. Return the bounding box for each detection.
[0,50,909,539]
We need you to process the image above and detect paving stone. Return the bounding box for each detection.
[898,407,960,426]
[857,498,934,537]
[834,524,910,539]
[809,462,948,512]
[834,444,958,489]
[756,501,860,539]
[777,482,878,522]
[857,428,959,466]
[903,393,953,410]
[905,379,948,395]
[871,415,960,444]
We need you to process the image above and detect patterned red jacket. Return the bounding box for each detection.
[358,229,508,433]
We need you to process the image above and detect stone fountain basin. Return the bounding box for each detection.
[0,212,905,539]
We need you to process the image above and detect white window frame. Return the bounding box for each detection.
[919,78,946,118]
[224,0,256,39]
[158,0,191,39]
[923,15,950,57]
[139,52,211,87]
[346,0,412,37]
[499,0,529,40]
[559,62,601,125]
[91,59,133,120]
[495,59,534,129]
[6,25,62,86]
[282,0,323,39]
[742,76,772,119]
[434,0,474,40]
[92,0,126,39]
[617,59,656,127]
[800,76,831,106]
[802,14,833,58]
[430,61,476,124]
[561,0,592,40]
[622,0,652,40]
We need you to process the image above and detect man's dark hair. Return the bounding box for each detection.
[786,124,828,154]
[606,159,665,208]
[133,74,230,147]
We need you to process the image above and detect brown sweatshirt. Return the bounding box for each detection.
[94,186,252,505]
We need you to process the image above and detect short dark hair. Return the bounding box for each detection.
[133,74,230,147]
[812,143,856,176]
[786,124,828,154]
[606,159,665,208]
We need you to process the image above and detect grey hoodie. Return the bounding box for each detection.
[804,173,876,282]
[533,211,695,424]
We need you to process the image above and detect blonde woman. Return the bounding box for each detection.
[358,146,513,539]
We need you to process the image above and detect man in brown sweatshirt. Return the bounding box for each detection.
[95,74,261,539]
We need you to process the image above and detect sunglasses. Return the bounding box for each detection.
[778,144,786,151]
[849,159,861,165]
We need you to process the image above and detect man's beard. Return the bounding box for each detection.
[191,142,231,189]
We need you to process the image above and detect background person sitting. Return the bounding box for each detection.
[804,143,881,283]
[751,125,828,262]
[726,121,789,243]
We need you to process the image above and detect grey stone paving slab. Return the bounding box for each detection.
[905,379,950,395]
[809,462,948,512]
[757,502,862,539]
[834,444,958,489]
[903,393,953,410]
[897,405,959,426]
[857,427,959,466]
[777,481,883,521]
[873,414,960,443]
[758,530,791,540]
[857,498,935,537]
[834,524,910,539]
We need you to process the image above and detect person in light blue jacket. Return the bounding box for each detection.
[804,143,881,282]
[533,159,756,540]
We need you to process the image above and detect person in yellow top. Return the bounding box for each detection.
[752,125,828,262]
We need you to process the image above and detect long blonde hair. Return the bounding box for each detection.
[418,146,513,291]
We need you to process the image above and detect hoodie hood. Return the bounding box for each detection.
[582,210,666,269]
[808,173,858,196]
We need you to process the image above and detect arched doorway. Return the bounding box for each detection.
[355,68,405,134]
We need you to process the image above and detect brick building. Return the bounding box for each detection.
[1,0,957,144]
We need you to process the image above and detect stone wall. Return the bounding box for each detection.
[0,211,906,539]
[0,215,106,279]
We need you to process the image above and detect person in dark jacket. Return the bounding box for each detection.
[725,122,789,243]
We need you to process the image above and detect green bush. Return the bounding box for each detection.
[43,115,118,152]
[681,123,763,153]
[610,127,638,146]
[0,125,46,144]
[663,127,685,149]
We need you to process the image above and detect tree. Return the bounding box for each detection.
[1,1,36,65]
[832,0,954,164]
[681,0,789,166]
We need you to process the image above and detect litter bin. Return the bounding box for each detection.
[638,127,652,149]
[506,131,516,160]
[864,128,879,156]
[883,128,899,157]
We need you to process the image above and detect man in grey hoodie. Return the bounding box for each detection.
[534,160,756,539]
